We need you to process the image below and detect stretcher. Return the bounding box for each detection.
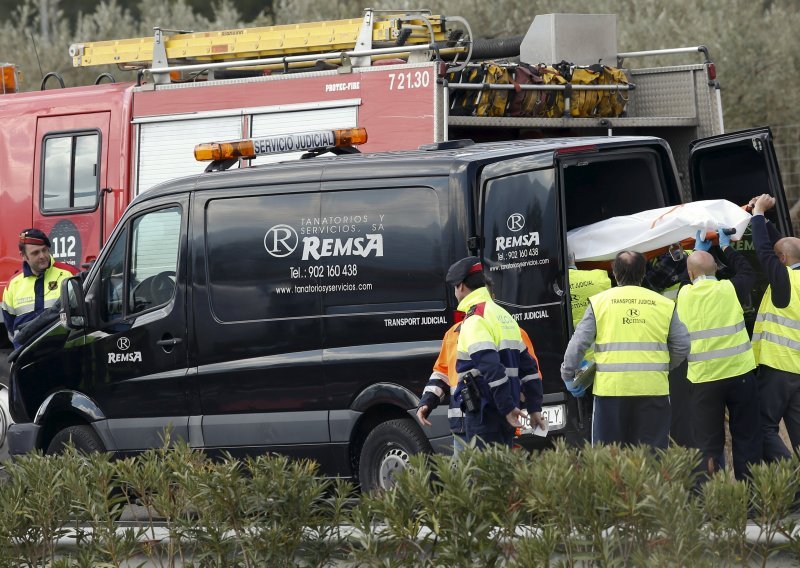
[568,199,752,264]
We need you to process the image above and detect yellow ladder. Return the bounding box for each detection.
[69,11,452,69]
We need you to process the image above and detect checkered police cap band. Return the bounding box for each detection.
[19,229,51,248]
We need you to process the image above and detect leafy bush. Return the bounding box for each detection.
[0,440,799,565]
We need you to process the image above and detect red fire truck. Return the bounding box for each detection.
[0,11,723,348]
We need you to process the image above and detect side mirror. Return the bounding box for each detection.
[60,277,87,330]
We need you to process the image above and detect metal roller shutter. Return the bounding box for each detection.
[137,116,243,195]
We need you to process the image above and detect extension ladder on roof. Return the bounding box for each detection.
[69,9,472,84]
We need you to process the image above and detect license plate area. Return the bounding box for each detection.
[519,403,566,434]
[542,404,566,430]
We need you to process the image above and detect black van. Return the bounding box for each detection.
[7,128,793,490]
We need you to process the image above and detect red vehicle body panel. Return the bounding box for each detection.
[0,82,132,286]
[132,64,438,152]
[0,64,438,299]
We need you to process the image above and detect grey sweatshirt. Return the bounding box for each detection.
[561,298,690,382]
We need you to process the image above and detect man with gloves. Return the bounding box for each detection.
[676,225,761,479]
[749,194,800,461]
[561,251,690,448]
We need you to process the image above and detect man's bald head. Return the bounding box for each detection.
[687,250,717,280]
[774,237,800,266]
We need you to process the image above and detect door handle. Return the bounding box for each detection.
[156,337,183,347]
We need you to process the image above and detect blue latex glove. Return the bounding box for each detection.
[718,226,732,248]
[694,229,712,252]
[564,379,586,398]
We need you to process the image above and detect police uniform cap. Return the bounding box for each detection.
[19,228,51,248]
[446,256,483,286]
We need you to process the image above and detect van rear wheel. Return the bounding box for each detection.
[358,418,432,492]
[46,425,105,455]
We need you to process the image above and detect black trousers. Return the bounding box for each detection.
[592,395,670,449]
[668,360,695,447]
[758,365,800,462]
[691,371,762,480]
[464,405,515,449]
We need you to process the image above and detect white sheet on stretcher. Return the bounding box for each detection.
[568,200,752,262]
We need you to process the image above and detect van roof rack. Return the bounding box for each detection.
[69,9,473,84]
[419,139,475,151]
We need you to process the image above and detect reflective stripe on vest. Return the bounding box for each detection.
[590,286,674,396]
[676,279,755,382]
[456,287,528,400]
[3,261,73,318]
[569,268,612,362]
[753,268,800,374]
[661,282,681,301]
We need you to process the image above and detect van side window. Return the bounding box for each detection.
[320,187,444,313]
[128,207,181,314]
[100,227,127,322]
[42,132,100,212]
[482,168,560,307]
[206,193,322,322]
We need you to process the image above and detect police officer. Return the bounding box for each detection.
[561,251,690,448]
[416,310,541,453]
[1,229,77,349]
[749,194,800,461]
[676,240,761,480]
[449,257,545,448]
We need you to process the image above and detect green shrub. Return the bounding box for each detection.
[0,450,74,566]
[1,440,800,565]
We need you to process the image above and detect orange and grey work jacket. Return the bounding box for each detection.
[419,317,540,433]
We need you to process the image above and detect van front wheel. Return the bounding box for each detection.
[46,425,105,455]
[358,418,431,492]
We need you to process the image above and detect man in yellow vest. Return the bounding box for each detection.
[2,228,78,349]
[676,235,761,480]
[750,194,800,461]
[561,251,690,448]
[568,249,612,365]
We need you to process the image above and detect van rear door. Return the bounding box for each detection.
[688,127,793,236]
[688,126,795,312]
[478,153,570,429]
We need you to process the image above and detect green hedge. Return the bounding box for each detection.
[1,440,799,566]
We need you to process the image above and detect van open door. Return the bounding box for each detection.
[477,153,574,439]
[688,127,793,236]
[688,126,795,315]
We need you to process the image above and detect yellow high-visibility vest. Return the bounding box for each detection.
[590,286,675,396]
[569,268,612,362]
[570,268,613,324]
[676,278,755,382]
[753,268,800,373]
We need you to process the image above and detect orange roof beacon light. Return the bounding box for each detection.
[1,63,19,94]
[194,127,368,162]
